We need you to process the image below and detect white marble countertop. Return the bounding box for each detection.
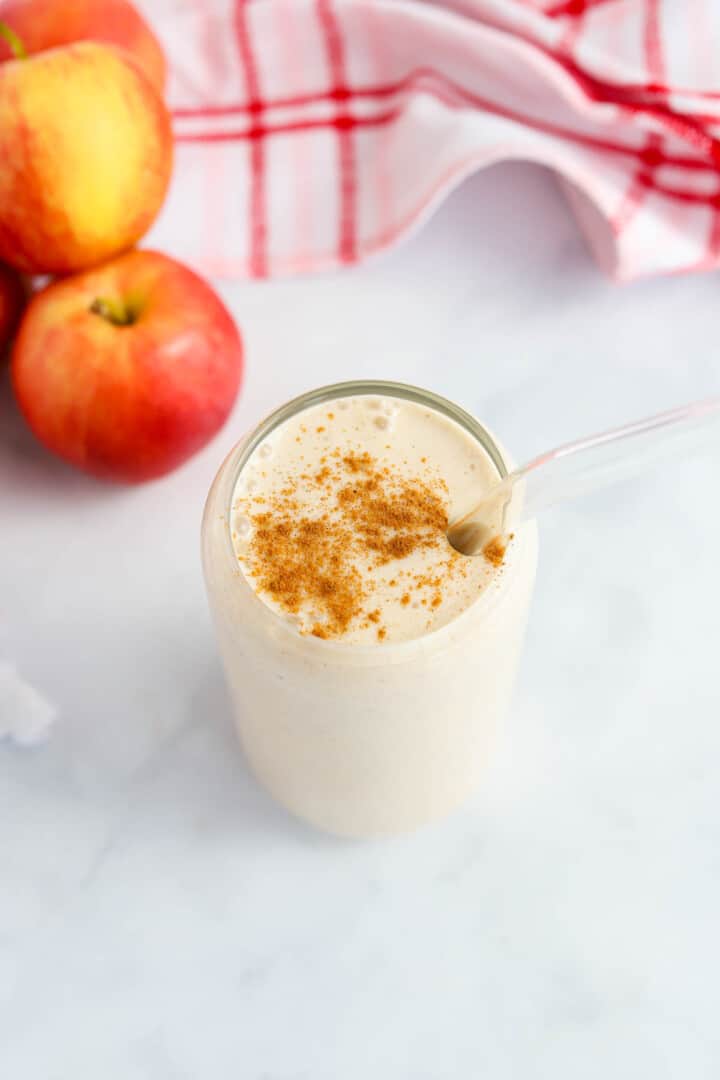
[3,163,720,1079]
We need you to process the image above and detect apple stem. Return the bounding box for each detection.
[0,21,27,59]
[89,297,136,327]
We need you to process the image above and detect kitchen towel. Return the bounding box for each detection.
[144,0,720,281]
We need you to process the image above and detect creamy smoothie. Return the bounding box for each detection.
[202,382,537,837]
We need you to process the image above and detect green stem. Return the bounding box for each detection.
[0,22,27,60]
[89,296,136,327]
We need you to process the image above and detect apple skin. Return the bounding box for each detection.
[0,0,166,93]
[12,251,244,482]
[0,41,173,274]
[0,261,25,352]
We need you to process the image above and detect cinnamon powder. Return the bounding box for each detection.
[240,451,455,638]
[239,450,503,639]
[482,534,514,568]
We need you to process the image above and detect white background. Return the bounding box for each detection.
[2,163,720,1078]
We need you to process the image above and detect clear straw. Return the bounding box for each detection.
[448,396,720,556]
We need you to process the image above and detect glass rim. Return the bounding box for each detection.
[227,379,507,501]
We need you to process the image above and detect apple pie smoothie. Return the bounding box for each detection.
[202,382,537,836]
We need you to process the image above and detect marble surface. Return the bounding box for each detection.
[2,163,720,1079]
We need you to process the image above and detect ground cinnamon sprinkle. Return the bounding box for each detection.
[247,512,366,635]
[336,474,447,564]
[483,534,513,567]
[342,451,373,474]
[239,450,455,638]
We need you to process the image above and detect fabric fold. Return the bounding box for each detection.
[139,0,720,281]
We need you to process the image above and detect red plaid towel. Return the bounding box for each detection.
[142,0,720,281]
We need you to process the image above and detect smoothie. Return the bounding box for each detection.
[202,381,537,836]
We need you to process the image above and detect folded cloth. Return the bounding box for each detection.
[142,0,720,281]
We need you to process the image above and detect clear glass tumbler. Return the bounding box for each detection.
[202,381,537,837]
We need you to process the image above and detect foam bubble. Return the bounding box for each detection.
[234,514,252,538]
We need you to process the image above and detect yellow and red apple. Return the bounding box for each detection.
[0,39,173,274]
[0,0,166,92]
[0,261,25,353]
[12,251,244,482]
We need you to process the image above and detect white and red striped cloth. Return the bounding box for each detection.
[143,0,720,281]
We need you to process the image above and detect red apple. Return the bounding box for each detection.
[0,260,25,352]
[0,0,166,93]
[0,40,173,274]
[12,251,244,482]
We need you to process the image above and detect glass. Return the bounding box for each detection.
[201,381,538,837]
